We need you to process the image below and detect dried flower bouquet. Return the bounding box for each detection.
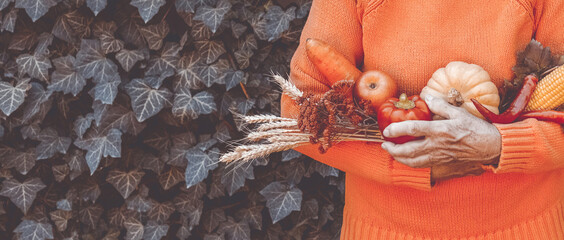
[220,75,384,163]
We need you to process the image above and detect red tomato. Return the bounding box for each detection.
[377,93,432,144]
[354,70,397,111]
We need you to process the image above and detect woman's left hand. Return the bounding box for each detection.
[381,95,501,168]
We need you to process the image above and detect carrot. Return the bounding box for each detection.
[305,38,362,85]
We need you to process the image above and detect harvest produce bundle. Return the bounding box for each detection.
[220,39,564,163]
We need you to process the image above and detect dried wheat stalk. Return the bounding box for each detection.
[220,75,384,163]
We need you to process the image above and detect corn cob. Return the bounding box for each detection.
[526,65,564,111]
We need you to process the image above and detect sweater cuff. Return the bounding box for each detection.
[488,120,538,173]
[391,160,432,191]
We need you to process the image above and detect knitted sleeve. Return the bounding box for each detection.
[280,0,431,190]
[489,0,564,174]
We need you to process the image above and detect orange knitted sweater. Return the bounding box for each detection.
[280,0,564,239]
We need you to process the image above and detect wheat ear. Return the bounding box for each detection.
[271,74,303,100]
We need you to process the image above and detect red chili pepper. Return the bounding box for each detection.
[471,74,539,124]
[516,110,564,124]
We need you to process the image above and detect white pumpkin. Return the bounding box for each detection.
[420,61,500,119]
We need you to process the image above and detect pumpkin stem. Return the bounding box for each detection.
[447,88,464,107]
[394,93,416,109]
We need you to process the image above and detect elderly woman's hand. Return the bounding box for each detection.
[380,95,501,171]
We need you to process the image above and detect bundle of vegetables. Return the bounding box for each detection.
[220,39,564,163]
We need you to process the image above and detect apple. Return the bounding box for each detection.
[354,70,397,111]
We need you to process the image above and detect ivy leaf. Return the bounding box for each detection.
[184,147,219,188]
[143,221,169,240]
[99,33,124,54]
[207,170,225,199]
[265,6,296,41]
[0,78,30,116]
[230,21,247,39]
[0,0,13,11]
[219,217,251,240]
[236,206,263,230]
[221,159,255,196]
[15,0,58,22]
[0,178,46,214]
[175,52,205,91]
[173,182,205,213]
[139,21,169,51]
[9,30,38,51]
[260,181,302,223]
[191,21,212,41]
[125,77,173,122]
[145,42,181,77]
[108,206,136,228]
[175,0,214,13]
[87,0,106,16]
[147,202,174,224]
[80,177,102,203]
[116,48,147,72]
[126,193,153,213]
[130,0,165,23]
[224,70,244,91]
[98,104,146,136]
[90,76,120,104]
[13,219,54,240]
[22,82,52,123]
[197,63,219,87]
[106,169,145,199]
[48,56,87,96]
[118,17,145,48]
[282,150,302,162]
[2,8,18,33]
[52,10,89,43]
[16,53,52,82]
[56,199,72,211]
[310,161,339,178]
[143,129,171,151]
[75,39,119,84]
[74,113,95,138]
[52,164,69,182]
[65,149,87,180]
[234,49,253,69]
[50,210,72,232]
[172,88,216,120]
[79,204,103,228]
[283,161,305,185]
[235,96,255,114]
[5,148,36,175]
[202,208,226,233]
[297,0,312,19]
[167,132,196,167]
[124,217,144,240]
[195,40,226,64]
[193,0,231,33]
[158,166,184,190]
[137,152,164,174]
[73,128,122,175]
[36,127,72,160]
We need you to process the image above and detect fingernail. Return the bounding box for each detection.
[381,142,389,150]
[383,128,390,137]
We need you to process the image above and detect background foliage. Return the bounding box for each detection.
[0,0,346,239]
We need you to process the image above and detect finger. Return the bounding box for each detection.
[424,95,463,119]
[383,120,434,138]
[381,139,429,159]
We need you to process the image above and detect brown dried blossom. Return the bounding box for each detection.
[297,80,377,153]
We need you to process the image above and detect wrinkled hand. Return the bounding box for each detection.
[381,95,501,171]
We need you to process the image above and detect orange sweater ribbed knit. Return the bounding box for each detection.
[280,0,564,239]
